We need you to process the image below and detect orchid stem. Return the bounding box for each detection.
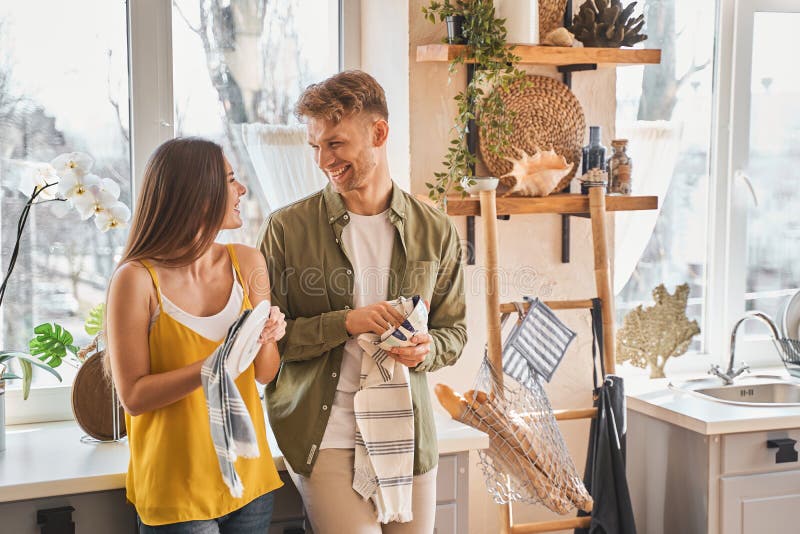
[0,183,60,309]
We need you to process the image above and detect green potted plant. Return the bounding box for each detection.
[0,153,129,450]
[0,304,107,451]
[423,0,467,43]
[0,352,62,451]
[422,0,529,205]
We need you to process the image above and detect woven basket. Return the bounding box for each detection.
[479,75,585,193]
[539,0,569,42]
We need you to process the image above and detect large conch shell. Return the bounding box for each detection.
[500,147,574,197]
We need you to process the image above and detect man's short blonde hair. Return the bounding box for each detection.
[294,70,388,124]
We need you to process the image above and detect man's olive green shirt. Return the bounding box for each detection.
[257,182,467,477]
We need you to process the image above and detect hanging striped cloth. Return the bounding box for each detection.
[503,297,576,383]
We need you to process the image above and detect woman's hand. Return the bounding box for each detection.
[258,305,286,344]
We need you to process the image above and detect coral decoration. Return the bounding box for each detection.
[617,283,700,378]
[572,0,647,48]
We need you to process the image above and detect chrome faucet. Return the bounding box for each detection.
[709,311,780,385]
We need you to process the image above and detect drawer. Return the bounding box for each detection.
[436,454,458,503]
[721,428,800,475]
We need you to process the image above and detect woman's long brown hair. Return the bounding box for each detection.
[120,137,228,267]
[103,137,227,378]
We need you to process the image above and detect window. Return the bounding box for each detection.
[171,0,339,245]
[1,0,346,422]
[739,13,800,331]
[615,0,715,356]
[0,0,131,394]
[616,0,800,373]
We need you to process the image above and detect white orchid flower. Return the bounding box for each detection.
[58,171,100,209]
[49,199,74,218]
[97,177,120,200]
[16,163,60,200]
[80,180,121,219]
[50,152,93,177]
[94,201,131,232]
[68,175,102,220]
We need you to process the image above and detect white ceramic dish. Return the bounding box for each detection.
[225,300,271,379]
[780,290,800,339]
[461,176,499,196]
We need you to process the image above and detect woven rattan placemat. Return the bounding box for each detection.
[479,74,585,192]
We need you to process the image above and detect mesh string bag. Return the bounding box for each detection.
[434,303,592,515]
[472,357,591,513]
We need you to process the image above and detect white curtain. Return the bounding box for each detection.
[241,123,327,214]
[614,121,683,293]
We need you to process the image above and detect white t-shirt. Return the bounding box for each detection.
[320,209,395,449]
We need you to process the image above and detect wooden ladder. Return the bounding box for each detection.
[476,186,652,533]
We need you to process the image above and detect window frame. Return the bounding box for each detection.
[6,0,354,425]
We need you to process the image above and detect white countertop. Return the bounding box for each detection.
[0,411,487,504]
[626,368,800,435]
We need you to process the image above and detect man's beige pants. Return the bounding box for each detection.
[286,448,438,534]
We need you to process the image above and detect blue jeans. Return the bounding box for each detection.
[137,492,274,533]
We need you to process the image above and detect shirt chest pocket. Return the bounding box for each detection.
[401,260,439,302]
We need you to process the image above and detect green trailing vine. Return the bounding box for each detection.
[422,0,529,205]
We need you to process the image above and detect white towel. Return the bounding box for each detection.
[201,310,261,498]
[351,296,426,523]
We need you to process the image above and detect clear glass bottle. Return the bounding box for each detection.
[608,139,633,195]
[581,126,607,194]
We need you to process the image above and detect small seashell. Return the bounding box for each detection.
[500,147,574,197]
[543,27,575,47]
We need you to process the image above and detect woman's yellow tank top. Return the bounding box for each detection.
[126,244,282,526]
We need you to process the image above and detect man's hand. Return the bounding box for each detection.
[344,302,406,336]
[389,333,431,368]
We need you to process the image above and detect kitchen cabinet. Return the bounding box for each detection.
[627,410,800,534]
[0,452,470,534]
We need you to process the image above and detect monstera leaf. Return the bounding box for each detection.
[28,323,78,368]
[84,303,105,336]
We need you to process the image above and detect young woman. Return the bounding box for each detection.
[106,137,285,533]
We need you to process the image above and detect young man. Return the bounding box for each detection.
[258,70,467,533]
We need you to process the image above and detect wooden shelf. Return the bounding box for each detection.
[415,193,658,216]
[416,44,661,67]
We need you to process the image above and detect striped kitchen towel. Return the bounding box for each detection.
[352,318,417,522]
[201,309,260,498]
[503,297,576,383]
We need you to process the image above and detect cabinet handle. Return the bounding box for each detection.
[767,438,798,464]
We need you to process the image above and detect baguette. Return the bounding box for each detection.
[434,383,593,513]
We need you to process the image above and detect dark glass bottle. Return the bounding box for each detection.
[581,126,607,174]
[581,126,607,194]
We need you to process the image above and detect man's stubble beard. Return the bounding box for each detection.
[332,150,377,194]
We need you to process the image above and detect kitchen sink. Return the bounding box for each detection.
[670,375,800,406]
